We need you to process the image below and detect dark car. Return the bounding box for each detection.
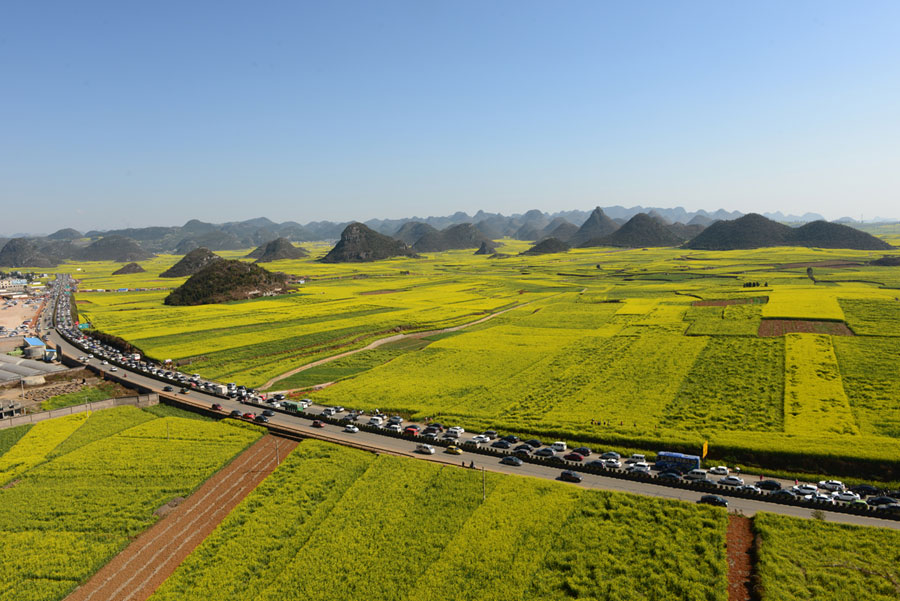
[162,386,174,392]
[849,484,880,497]
[491,439,512,450]
[311,420,325,428]
[229,410,242,418]
[534,447,556,457]
[211,403,224,411]
[559,470,583,483]
[482,430,498,439]
[423,426,440,436]
[658,471,683,481]
[254,415,269,424]
[866,496,899,507]
[563,452,585,462]
[525,439,543,448]
[573,447,592,457]
[600,451,621,460]
[756,479,783,491]
[513,449,532,459]
[514,443,534,452]
[501,435,520,444]
[500,456,523,467]
[586,459,607,469]
[697,494,728,507]
[770,489,798,500]
[262,409,275,417]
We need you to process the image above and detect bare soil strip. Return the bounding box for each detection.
[64,434,297,601]
[726,514,754,601]
[260,302,529,391]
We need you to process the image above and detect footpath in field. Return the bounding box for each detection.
[726,515,754,601]
[64,434,297,601]
[259,300,531,391]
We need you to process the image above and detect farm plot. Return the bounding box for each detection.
[0,407,261,601]
[685,304,762,336]
[838,298,900,336]
[754,512,900,601]
[758,319,854,337]
[763,288,846,321]
[150,440,728,601]
[833,336,900,437]
[783,334,858,436]
[662,337,784,432]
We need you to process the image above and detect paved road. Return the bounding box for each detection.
[46,328,900,531]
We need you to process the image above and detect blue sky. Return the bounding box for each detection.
[2,1,899,233]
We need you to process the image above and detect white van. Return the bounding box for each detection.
[684,469,708,482]
[368,416,384,427]
[551,441,567,453]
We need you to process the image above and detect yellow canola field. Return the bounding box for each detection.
[783,334,858,436]
[0,413,89,485]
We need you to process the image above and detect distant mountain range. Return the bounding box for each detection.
[9,206,898,243]
[0,207,896,267]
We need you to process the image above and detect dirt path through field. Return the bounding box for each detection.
[726,514,754,601]
[64,434,297,601]
[260,302,530,391]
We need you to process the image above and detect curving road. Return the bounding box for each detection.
[44,325,900,531]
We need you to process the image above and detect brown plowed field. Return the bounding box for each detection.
[757,319,854,336]
[64,434,298,601]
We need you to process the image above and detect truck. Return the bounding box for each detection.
[214,384,229,396]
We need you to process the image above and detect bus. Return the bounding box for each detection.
[654,451,701,474]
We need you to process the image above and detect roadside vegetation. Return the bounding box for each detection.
[40,381,129,411]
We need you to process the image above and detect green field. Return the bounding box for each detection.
[40,241,900,478]
[755,513,900,601]
[150,440,729,601]
[0,406,262,601]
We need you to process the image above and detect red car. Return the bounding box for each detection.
[563,452,585,462]
[312,420,325,428]
[211,403,224,411]
[404,425,421,435]
[242,412,255,420]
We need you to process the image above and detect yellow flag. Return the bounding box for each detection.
[702,440,708,459]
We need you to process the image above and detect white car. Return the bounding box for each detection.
[818,480,845,492]
[385,424,402,433]
[603,458,621,469]
[448,426,465,436]
[470,435,490,444]
[832,490,861,503]
[791,484,818,497]
[416,444,436,455]
[718,475,744,487]
[110,366,118,372]
[811,493,835,504]
[626,462,651,474]
[708,466,729,476]
[343,425,359,434]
